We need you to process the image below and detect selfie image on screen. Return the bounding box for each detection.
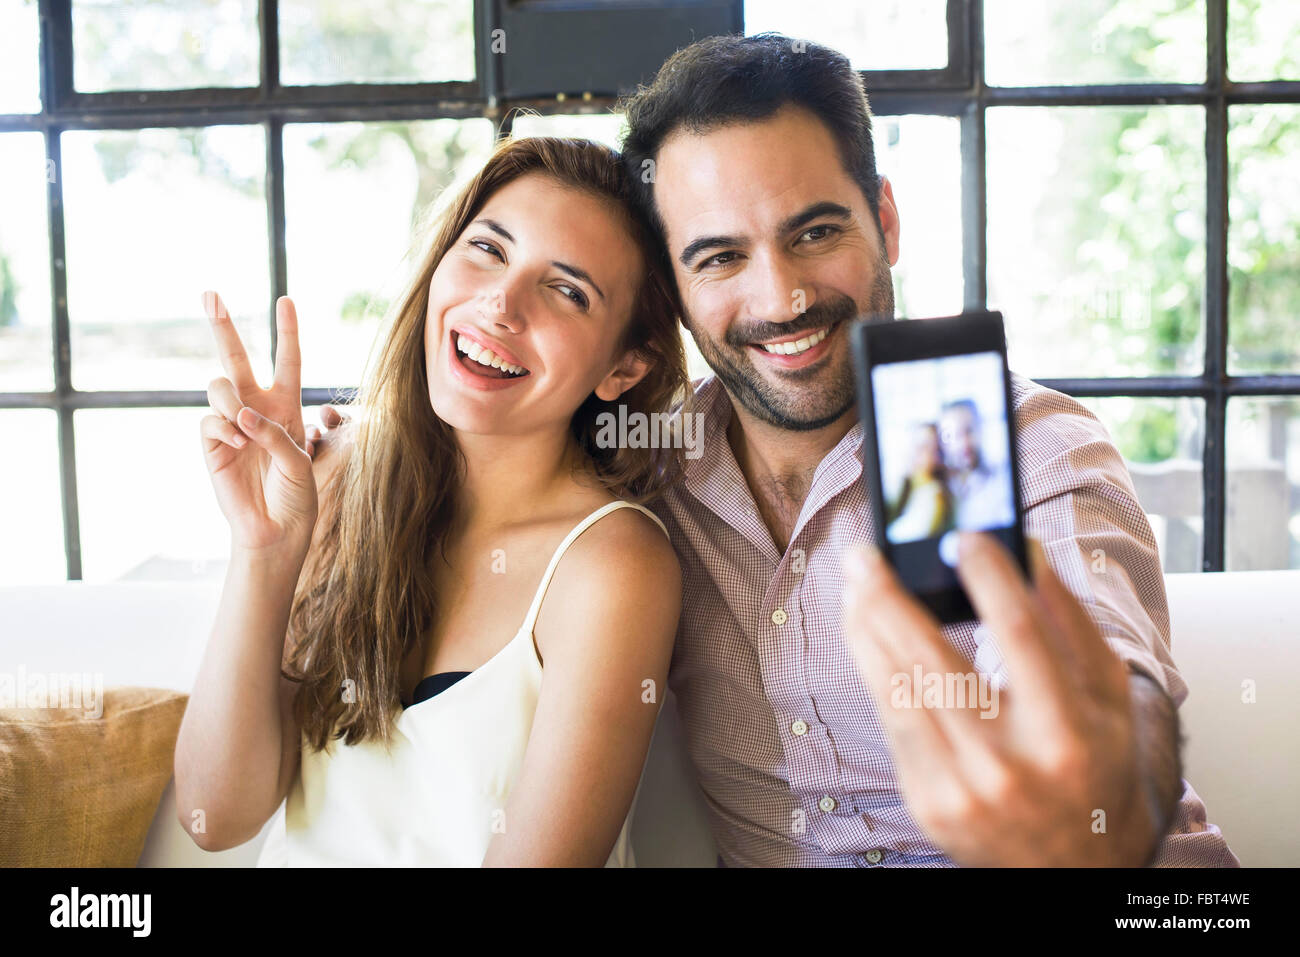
[872,351,1015,550]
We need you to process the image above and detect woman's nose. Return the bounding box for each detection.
[475,284,523,331]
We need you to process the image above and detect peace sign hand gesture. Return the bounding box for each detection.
[199,290,318,556]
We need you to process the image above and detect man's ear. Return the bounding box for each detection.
[594,347,652,402]
[877,175,901,267]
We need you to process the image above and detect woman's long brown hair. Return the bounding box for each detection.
[282,136,689,752]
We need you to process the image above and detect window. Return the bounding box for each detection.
[3,1,1297,580]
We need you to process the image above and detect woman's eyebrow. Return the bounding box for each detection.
[553,261,605,302]
[474,218,515,242]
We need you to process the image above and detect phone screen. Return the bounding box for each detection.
[853,312,1026,623]
[872,350,1017,591]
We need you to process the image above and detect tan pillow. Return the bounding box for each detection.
[0,686,188,867]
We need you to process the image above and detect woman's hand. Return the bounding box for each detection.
[200,291,317,555]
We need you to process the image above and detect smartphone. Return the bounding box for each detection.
[850,311,1028,624]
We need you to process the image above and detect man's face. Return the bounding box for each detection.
[653,104,900,431]
[939,405,980,471]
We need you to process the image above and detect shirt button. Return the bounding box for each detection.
[791,719,808,736]
[819,796,837,813]
[770,608,788,625]
[865,849,884,864]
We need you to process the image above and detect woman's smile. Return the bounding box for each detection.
[446,326,533,392]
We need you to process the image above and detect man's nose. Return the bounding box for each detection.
[746,252,810,325]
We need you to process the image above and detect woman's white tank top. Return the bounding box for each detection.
[255,499,670,867]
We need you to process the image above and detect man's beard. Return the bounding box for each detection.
[682,253,896,432]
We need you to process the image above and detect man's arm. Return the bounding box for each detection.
[1129,669,1183,865]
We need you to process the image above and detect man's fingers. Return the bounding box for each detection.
[207,376,245,426]
[203,291,259,392]
[200,413,248,452]
[1028,538,1129,702]
[842,545,968,752]
[273,296,302,392]
[955,532,1074,727]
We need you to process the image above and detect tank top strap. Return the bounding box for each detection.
[519,500,669,636]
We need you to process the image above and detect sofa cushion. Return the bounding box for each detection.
[0,686,188,867]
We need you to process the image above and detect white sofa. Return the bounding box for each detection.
[3,570,1296,866]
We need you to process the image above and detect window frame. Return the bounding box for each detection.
[1,0,1299,578]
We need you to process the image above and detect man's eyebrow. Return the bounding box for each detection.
[677,202,854,268]
[552,261,605,302]
[778,201,854,236]
[474,218,515,242]
[679,234,743,268]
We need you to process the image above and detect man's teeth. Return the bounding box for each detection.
[759,326,830,355]
[456,334,527,375]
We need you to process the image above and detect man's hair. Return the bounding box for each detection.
[619,32,882,245]
[942,398,980,423]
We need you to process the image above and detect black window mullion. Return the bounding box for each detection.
[960,0,986,311]
[266,116,288,369]
[44,124,81,580]
[1203,0,1229,572]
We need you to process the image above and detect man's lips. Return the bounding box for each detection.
[746,321,842,367]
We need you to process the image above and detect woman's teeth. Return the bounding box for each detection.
[759,326,830,355]
[456,334,528,376]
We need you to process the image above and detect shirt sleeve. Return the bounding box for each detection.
[985,374,1190,707]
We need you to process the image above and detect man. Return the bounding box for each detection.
[938,398,1015,532]
[613,33,1237,867]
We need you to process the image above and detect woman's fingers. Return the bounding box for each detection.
[200,413,248,452]
[272,296,302,393]
[207,376,245,426]
[202,291,260,393]
[320,404,350,429]
[236,406,311,479]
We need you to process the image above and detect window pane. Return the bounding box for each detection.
[284,119,493,389]
[1227,398,1300,570]
[985,0,1205,86]
[510,112,626,150]
[1077,396,1204,573]
[1228,105,1300,374]
[988,106,1205,378]
[1229,0,1300,82]
[75,408,232,581]
[744,0,948,71]
[72,0,259,92]
[0,411,66,584]
[0,132,54,392]
[61,126,270,391]
[279,0,475,86]
[877,115,962,318]
[0,0,41,112]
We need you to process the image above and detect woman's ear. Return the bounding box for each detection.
[594,347,652,402]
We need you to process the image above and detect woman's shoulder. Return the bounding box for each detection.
[550,496,681,601]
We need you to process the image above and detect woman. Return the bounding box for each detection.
[173,137,689,867]
[884,422,954,543]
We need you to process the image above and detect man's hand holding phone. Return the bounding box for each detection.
[841,532,1161,867]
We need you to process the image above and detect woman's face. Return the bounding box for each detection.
[424,171,650,437]
[913,425,940,472]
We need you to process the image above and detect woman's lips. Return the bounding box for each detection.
[446,328,530,392]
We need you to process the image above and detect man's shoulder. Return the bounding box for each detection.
[1009,371,1115,453]
[1007,371,1137,499]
